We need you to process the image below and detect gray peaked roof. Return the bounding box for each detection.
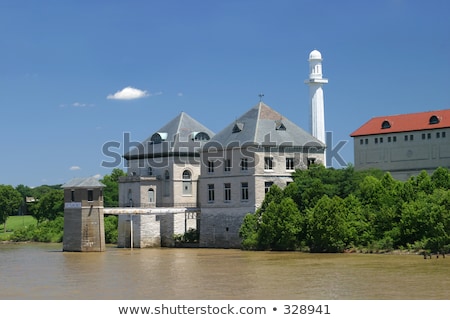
[62,177,106,189]
[206,102,325,150]
[125,112,215,160]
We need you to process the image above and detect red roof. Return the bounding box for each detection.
[350,109,450,137]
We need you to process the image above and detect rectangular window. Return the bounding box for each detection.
[224,159,231,172]
[410,134,414,141]
[240,158,248,171]
[208,184,215,202]
[286,158,294,170]
[224,183,231,201]
[241,182,249,200]
[87,190,93,202]
[428,133,431,139]
[443,131,446,138]
[71,190,75,202]
[265,181,273,194]
[374,137,378,144]
[437,132,440,138]
[208,161,215,173]
[422,133,426,140]
[264,157,273,170]
[360,139,363,145]
[404,135,408,141]
[365,138,369,144]
[388,137,391,143]
[393,136,397,142]
[380,137,383,143]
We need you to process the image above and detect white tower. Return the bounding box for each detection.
[305,49,328,166]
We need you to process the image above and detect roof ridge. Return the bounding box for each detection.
[253,102,263,142]
[176,111,185,135]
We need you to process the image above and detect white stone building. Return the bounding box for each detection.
[117,112,214,248]
[350,109,450,180]
[116,49,328,248]
[198,102,325,248]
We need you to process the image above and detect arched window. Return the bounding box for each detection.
[150,132,168,144]
[182,170,192,195]
[381,120,391,129]
[148,188,155,203]
[429,115,440,125]
[191,131,210,141]
[183,170,191,180]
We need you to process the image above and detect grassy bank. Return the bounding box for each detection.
[0,215,37,241]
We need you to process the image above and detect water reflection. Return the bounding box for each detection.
[0,243,448,299]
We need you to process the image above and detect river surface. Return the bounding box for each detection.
[0,243,448,300]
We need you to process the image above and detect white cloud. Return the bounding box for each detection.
[70,166,81,171]
[59,102,94,108]
[177,92,183,97]
[72,102,94,107]
[93,174,102,180]
[107,86,150,100]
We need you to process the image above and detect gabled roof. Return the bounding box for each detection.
[350,109,450,137]
[125,112,215,160]
[62,177,105,189]
[206,102,325,150]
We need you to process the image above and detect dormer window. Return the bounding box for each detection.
[190,131,211,141]
[275,120,286,131]
[429,115,440,125]
[232,122,244,133]
[381,120,391,129]
[150,132,168,144]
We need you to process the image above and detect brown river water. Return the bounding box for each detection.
[0,243,448,300]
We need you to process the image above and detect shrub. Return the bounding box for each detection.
[104,215,118,244]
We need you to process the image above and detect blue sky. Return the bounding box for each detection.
[1,0,449,187]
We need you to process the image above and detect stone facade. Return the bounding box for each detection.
[196,102,325,248]
[116,209,198,248]
[62,177,106,252]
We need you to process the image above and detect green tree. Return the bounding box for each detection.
[342,194,372,248]
[258,197,304,250]
[306,195,350,253]
[239,213,259,250]
[104,215,119,244]
[399,189,450,251]
[100,168,126,207]
[16,184,33,198]
[33,189,64,223]
[0,185,23,231]
[431,167,450,189]
[15,184,34,215]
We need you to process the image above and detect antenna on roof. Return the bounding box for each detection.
[258,93,264,102]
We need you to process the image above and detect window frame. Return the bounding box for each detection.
[241,182,249,201]
[224,183,231,202]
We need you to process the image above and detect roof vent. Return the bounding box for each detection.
[381,120,391,129]
[232,122,244,133]
[429,115,440,125]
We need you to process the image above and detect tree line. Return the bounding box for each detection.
[240,165,450,253]
[0,168,126,242]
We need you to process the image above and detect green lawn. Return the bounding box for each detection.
[0,215,37,241]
